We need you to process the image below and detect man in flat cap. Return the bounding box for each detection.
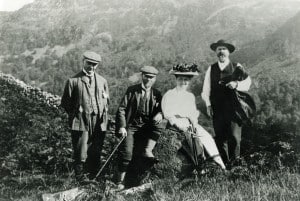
[201,40,252,166]
[61,51,109,182]
[115,66,163,190]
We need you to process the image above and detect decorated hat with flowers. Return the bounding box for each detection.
[169,63,199,76]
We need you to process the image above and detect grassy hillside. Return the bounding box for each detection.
[0,72,300,200]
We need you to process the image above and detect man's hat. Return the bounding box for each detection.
[169,63,199,76]
[83,51,102,63]
[140,66,159,76]
[210,39,235,53]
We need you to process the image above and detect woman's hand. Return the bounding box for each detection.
[173,118,190,132]
[175,123,188,132]
[153,112,163,124]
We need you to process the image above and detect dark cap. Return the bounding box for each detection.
[140,66,159,76]
[83,51,102,63]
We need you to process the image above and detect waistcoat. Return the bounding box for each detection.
[88,76,99,114]
[210,62,237,112]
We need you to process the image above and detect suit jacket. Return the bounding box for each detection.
[61,71,109,131]
[115,84,162,130]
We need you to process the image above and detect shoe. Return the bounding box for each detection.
[113,171,126,191]
[147,157,160,164]
[76,173,90,184]
[116,182,125,191]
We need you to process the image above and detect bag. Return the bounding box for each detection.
[229,62,256,125]
[232,90,256,125]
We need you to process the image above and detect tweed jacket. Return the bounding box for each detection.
[61,71,109,131]
[115,84,162,130]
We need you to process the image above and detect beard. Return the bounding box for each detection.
[217,52,228,62]
[86,70,95,76]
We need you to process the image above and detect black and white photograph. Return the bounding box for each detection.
[0,0,300,200]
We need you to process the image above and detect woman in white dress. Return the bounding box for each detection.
[162,64,226,170]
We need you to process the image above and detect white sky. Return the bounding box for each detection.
[1,0,300,12]
[0,0,35,12]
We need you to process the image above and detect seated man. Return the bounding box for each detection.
[115,66,163,190]
[162,63,226,170]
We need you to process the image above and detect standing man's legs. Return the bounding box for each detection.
[71,130,89,179]
[86,114,106,178]
[72,114,106,181]
[228,121,242,161]
[213,113,230,165]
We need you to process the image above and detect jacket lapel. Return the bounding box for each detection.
[81,75,91,96]
[95,73,102,98]
[149,89,153,112]
[135,85,142,107]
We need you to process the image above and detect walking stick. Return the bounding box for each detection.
[92,135,126,180]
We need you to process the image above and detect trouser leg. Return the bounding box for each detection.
[228,121,242,161]
[118,126,136,172]
[213,116,229,165]
[86,114,106,177]
[72,131,89,164]
[142,121,163,158]
[115,126,137,187]
[71,130,89,177]
[87,131,106,176]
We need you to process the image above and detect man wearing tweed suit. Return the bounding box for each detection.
[61,51,109,182]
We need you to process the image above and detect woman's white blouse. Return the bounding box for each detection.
[162,88,199,125]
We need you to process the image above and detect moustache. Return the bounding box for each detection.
[217,52,225,57]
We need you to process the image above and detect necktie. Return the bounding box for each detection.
[89,76,93,86]
[139,89,149,116]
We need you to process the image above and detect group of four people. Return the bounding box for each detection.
[61,39,252,187]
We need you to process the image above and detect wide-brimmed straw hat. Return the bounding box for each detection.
[210,39,235,53]
[169,63,199,76]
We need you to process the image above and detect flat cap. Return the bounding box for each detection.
[83,51,102,63]
[140,66,159,76]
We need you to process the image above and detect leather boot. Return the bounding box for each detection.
[143,139,159,163]
[143,139,156,158]
[115,171,126,190]
[74,162,89,183]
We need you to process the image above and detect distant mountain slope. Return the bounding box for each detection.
[233,11,300,80]
[0,0,300,113]
[0,0,299,76]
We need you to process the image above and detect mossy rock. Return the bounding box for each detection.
[153,128,195,179]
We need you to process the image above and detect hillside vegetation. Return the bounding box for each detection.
[0,71,300,200]
[1,0,300,114]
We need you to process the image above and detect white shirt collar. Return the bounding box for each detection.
[82,68,94,77]
[218,59,230,71]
